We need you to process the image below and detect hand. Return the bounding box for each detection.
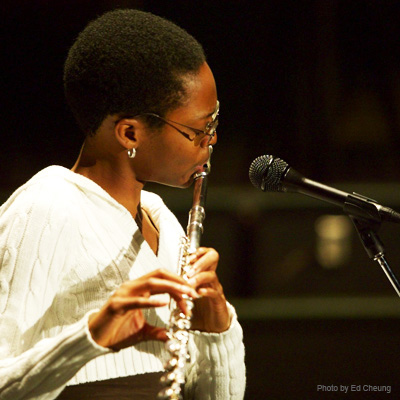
[186,247,231,333]
[88,269,199,351]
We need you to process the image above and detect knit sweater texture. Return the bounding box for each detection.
[0,166,245,400]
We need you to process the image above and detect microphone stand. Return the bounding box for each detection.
[350,216,400,298]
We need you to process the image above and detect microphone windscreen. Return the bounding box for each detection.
[249,155,288,191]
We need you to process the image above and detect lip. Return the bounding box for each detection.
[194,157,210,173]
[194,165,205,173]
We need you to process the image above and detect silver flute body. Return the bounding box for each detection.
[157,147,212,400]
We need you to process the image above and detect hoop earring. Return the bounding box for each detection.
[127,148,136,159]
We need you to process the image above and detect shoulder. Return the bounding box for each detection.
[0,168,83,271]
[141,190,165,208]
[141,190,185,238]
[0,166,85,226]
[141,190,176,223]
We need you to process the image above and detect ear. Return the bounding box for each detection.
[114,118,145,151]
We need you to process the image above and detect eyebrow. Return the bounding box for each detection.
[197,102,219,120]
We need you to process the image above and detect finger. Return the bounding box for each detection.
[142,323,169,342]
[195,288,227,309]
[109,296,169,313]
[111,289,196,317]
[186,249,219,277]
[115,292,194,317]
[143,268,190,285]
[197,287,221,299]
[123,268,193,292]
[175,296,196,316]
[187,271,220,289]
[124,277,199,299]
[110,323,169,350]
[188,247,209,262]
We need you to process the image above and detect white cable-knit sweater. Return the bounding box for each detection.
[0,166,245,400]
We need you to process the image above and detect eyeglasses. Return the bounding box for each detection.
[140,101,219,144]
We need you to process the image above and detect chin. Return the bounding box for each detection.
[170,175,197,189]
[153,177,192,189]
[150,171,196,189]
[181,180,194,189]
[165,180,193,189]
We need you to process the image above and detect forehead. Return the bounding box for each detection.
[168,62,218,121]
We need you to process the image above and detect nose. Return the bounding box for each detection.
[210,131,217,146]
[202,131,217,147]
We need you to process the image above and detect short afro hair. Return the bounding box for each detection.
[63,9,206,135]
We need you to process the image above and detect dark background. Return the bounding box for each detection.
[3,1,400,398]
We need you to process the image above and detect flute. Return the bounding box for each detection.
[157,146,212,400]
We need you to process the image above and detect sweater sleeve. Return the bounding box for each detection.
[0,311,110,400]
[184,303,246,400]
[0,182,111,400]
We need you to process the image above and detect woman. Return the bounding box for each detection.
[0,9,245,399]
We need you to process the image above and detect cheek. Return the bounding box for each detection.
[154,134,201,173]
[157,148,192,176]
[170,144,196,166]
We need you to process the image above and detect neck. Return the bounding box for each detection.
[72,140,143,219]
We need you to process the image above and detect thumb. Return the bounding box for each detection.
[141,322,168,342]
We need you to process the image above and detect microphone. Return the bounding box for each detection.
[249,154,400,224]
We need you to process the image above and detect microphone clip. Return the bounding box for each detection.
[344,193,382,224]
